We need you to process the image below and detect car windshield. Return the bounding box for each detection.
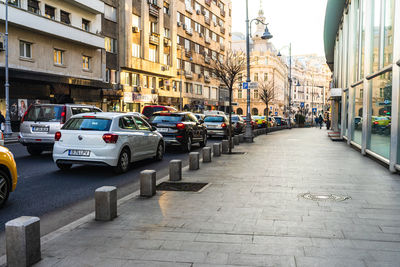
[25,105,62,122]
[62,118,111,131]
[149,115,183,123]
[231,116,240,122]
[204,116,224,122]
[275,117,282,122]
[71,107,101,115]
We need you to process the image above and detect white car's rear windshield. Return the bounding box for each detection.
[62,118,111,131]
[204,116,224,122]
[71,107,102,115]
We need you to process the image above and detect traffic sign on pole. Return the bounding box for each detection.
[242,82,249,89]
[249,82,258,89]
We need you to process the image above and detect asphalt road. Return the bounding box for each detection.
[0,139,220,234]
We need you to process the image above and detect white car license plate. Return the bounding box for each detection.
[157,128,169,133]
[32,126,49,132]
[68,150,90,157]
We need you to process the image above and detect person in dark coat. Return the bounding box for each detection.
[318,114,323,129]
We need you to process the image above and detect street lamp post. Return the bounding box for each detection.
[2,0,11,136]
[244,0,273,142]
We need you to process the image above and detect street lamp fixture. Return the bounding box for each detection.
[244,0,273,142]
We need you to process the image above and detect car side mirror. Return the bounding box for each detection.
[199,119,204,124]
[151,126,157,131]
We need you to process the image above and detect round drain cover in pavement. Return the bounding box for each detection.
[299,193,351,202]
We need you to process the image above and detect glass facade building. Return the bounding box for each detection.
[324,0,400,172]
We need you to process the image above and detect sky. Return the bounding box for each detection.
[231,0,328,57]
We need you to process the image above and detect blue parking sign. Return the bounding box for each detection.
[242,82,249,89]
[300,102,305,108]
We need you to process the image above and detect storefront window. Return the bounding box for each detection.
[369,72,392,159]
[360,0,366,79]
[352,84,363,145]
[371,0,381,73]
[344,91,349,136]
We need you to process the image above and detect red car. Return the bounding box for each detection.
[240,115,257,130]
[142,105,177,118]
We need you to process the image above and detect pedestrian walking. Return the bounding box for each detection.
[0,111,5,131]
[314,117,318,127]
[318,114,323,129]
[326,114,331,130]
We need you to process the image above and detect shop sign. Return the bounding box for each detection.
[330,88,342,97]
[123,92,133,103]
[133,93,157,103]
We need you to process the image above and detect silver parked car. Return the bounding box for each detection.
[19,104,102,155]
[204,115,233,139]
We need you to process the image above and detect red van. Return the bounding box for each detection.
[142,105,177,118]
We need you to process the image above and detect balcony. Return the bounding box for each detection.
[220,9,226,17]
[185,49,192,58]
[205,36,211,44]
[220,27,225,34]
[185,27,193,36]
[149,34,159,45]
[185,70,193,79]
[0,3,104,48]
[205,0,211,6]
[149,2,160,17]
[185,5,193,14]
[204,75,211,83]
[204,55,211,64]
[204,16,210,25]
[220,43,225,51]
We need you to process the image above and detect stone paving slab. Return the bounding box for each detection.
[5,128,400,267]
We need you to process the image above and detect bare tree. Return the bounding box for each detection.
[259,81,276,132]
[211,50,246,153]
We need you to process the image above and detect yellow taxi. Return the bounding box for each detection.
[372,116,391,126]
[253,116,267,128]
[0,146,17,207]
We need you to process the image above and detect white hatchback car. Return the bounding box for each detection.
[53,113,164,173]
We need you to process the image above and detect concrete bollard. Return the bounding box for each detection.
[253,130,257,136]
[140,170,156,197]
[189,152,200,170]
[234,135,240,145]
[239,134,244,143]
[213,143,222,157]
[202,147,212,163]
[230,139,235,149]
[6,216,41,267]
[95,186,117,221]
[222,140,229,154]
[169,160,182,181]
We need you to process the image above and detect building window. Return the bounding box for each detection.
[253,89,258,99]
[19,41,32,59]
[238,74,242,82]
[264,73,268,81]
[149,46,157,62]
[82,55,90,70]
[54,49,64,65]
[105,37,117,53]
[132,73,139,86]
[28,0,40,14]
[150,21,158,34]
[163,53,170,65]
[164,28,170,38]
[132,14,140,29]
[195,84,203,95]
[184,39,190,51]
[104,4,117,22]
[238,89,242,99]
[45,5,55,19]
[121,72,131,86]
[60,10,71,24]
[195,43,200,54]
[143,75,149,88]
[82,19,90,31]
[185,82,193,93]
[9,0,19,7]
[254,73,258,82]
[105,68,110,83]
[163,2,170,15]
[110,70,118,84]
[132,43,141,58]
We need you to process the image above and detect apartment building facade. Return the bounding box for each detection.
[176,0,232,112]
[0,0,106,130]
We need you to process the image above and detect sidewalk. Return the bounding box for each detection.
[4,132,19,144]
[12,128,400,266]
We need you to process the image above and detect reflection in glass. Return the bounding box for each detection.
[383,0,394,67]
[369,72,392,159]
[371,0,381,73]
[360,0,367,79]
[352,84,363,145]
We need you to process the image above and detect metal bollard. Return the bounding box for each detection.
[202,147,212,163]
[140,170,156,197]
[189,152,200,170]
[6,216,41,267]
[239,134,244,143]
[95,186,117,221]
[234,135,240,145]
[169,160,182,181]
[222,140,229,154]
[230,138,235,149]
[213,143,221,157]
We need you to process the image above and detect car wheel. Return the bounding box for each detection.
[113,148,130,174]
[27,146,43,156]
[182,136,192,152]
[56,163,72,171]
[154,142,164,161]
[199,134,207,147]
[0,170,10,208]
